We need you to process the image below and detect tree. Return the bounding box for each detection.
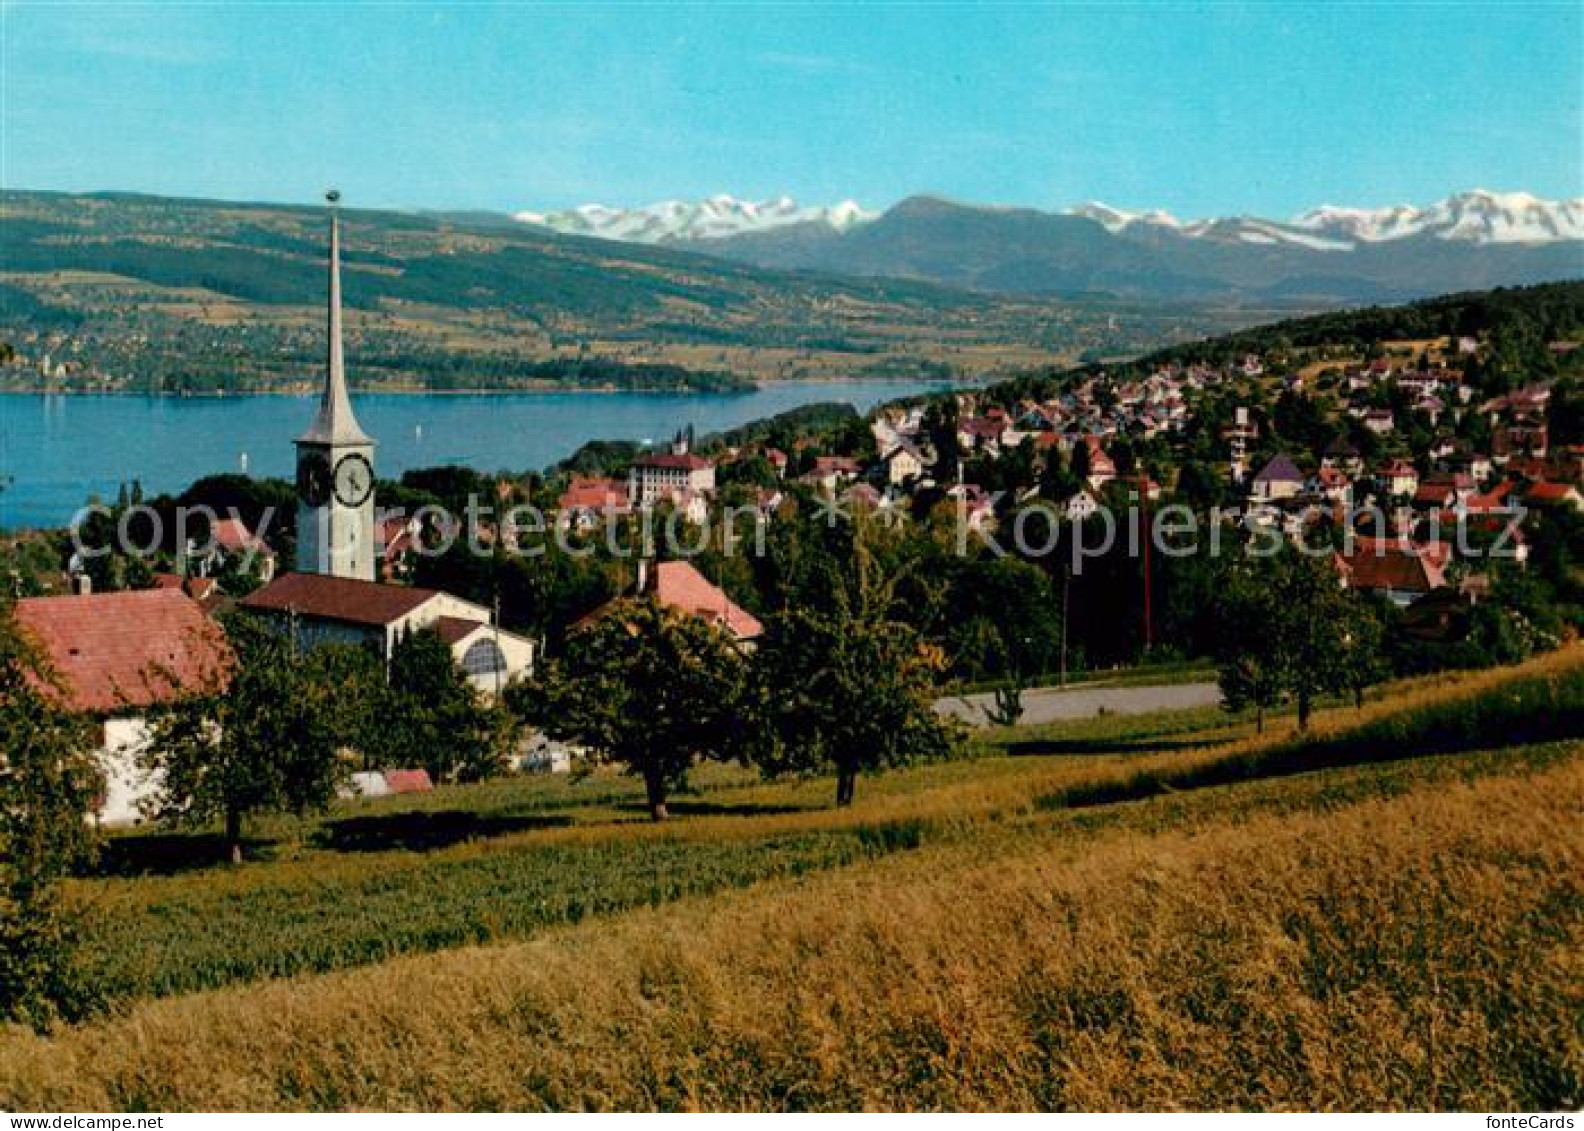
[755,529,959,806]
[379,627,517,784]
[142,614,343,864]
[513,600,749,820]
[1213,547,1384,731]
[0,605,103,1028]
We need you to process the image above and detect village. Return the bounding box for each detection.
[10,252,1582,834]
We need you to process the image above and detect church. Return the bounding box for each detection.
[241,195,535,694]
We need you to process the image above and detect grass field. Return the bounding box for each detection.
[2,648,1580,1110]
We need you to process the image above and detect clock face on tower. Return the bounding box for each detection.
[333,452,374,508]
[297,451,332,507]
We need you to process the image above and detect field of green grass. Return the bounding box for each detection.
[3,648,1579,1110]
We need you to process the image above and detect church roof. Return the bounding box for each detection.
[298,209,372,446]
[241,572,437,627]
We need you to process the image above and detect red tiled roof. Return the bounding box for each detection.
[430,615,487,645]
[812,455,862,474]
[240,572,438,627]
[383,769,434,794]
[635,452,712,471]
[653,560,763,640]
[211,517,270,554]
[14,589,231,713]
[1339,545,1445,595]
[1525,482,1582,505]
[558,475,629,511]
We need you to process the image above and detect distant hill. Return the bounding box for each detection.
[0,191,1278,394]
[682,192,1584,305]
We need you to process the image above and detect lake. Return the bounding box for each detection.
[0,380,954,530]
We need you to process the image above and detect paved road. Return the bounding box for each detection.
[937,680,1222,727]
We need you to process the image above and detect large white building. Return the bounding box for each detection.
[240,572,534,694]
[628,449,715,509]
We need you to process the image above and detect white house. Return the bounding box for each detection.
[880,440,928,486]
[14,588,232,826]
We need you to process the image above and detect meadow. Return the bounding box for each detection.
[2,648,1580,1110]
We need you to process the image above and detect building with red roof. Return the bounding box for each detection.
[1336,542,1447,607]
[577,559,762,645]
[14,588,232,825]
[629,449,716,508]
[240,572,535,694]
[557,475,632,532]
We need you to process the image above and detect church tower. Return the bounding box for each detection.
[295,191,376,581]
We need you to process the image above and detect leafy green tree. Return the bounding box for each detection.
[513,600,750,820]
[755,532,959,806]
[0,605,103,1028]
[1214,548,1383,731]
[379,627,517,783]
[142,614,343,864]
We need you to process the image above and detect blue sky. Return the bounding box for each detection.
[2,2,1580,218]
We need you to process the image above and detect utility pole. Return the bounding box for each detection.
[1139,471,1153,655]
[1060,563,1070,688]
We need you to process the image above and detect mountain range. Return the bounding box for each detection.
[516,190,1584,305]
[0,190,1269,394]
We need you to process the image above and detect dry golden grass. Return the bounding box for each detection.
[4,741,1579,1111]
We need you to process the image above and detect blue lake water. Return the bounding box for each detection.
[0,380,953,530]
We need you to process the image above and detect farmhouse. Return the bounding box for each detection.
[240,572,535,694]
[1336,543,1447,607]
[14,588,231,825]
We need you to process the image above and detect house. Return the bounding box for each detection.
[377,514,422,581]
[1063,487,1104,522]
[802,455,863,493]
[578,559,763,646]
[557,475,631,532]
[152,571,225,613]
[187,516,277,583]
[628,449,716,508]
[1320,438,1364,476]
[1314,466,1353,503]
[1523,481,1584,511]
[14,589,232,825]
[1362,409,1395,436]
[240,572,535,694]
[764,448,788,478]
[947,483,997,531]
[1083,437,1116,489]
[1379,460,1420,498]
[1249,455,1304,503]
[880,439,927,486]
[957,416,1007,452]
[1336,543,1446,608]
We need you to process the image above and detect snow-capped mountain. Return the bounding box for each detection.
[515,195,875,244]
[1061,190,1583,248]
[1292,191,1584,245]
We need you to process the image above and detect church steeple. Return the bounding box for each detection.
[294,190,377,581]
[298,191,370,445]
